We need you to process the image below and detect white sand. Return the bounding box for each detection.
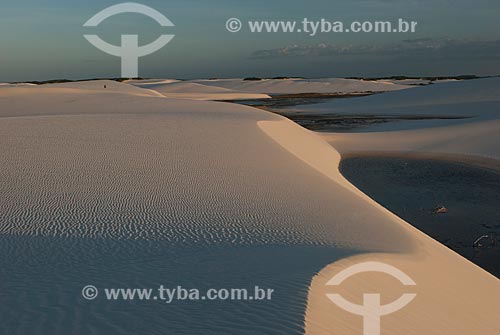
[284,77,500,136]
[376,78,460,86]
[260,118,500,334]
[124,78,180,85]
[0,82,37,87]
[377,79,431,85]
[44,79,166,97]
[130,80,271,100]
[322,120,500,166]
[254,77,500,334]
[0,79,499,334]
[190,78,411,94]
[318,78,500,162]
[0,82,407,247]
[291,77,500,113]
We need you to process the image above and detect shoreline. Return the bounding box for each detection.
[257,118,500,334]
[338,154,500,278]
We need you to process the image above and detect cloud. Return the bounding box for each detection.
[251,38,500,61]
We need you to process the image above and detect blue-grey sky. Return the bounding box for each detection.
[1,0,500,81]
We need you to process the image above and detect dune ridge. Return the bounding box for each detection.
[190,78,410,94]
[258,118,500,335]
[1,79,499,334]
[130,80,271,100]
[0,83,411,250]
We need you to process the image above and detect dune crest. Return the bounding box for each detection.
[1,79,499,334]
[258,117,500,335]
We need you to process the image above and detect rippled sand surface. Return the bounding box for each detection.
[3,80,499,335]
[0,83,410,334]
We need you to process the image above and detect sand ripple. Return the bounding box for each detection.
[0,88,412,334]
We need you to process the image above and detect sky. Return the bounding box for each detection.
[1,0,500,81]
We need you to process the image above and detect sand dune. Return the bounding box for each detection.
[376,78,459,86]
[0,80,163,101]
[0,82,410,334]
[0,82,37,87]
[125,78,180,85]
[283,77,500,134]
[0,85,407,248]
[259,118,500,334]
[317,78,500,164]
[377,79,431,85]
[190,78,410,94]
[322,120,500,168]
[293,77,500,121]
[0,80,499,334]
[130,80,271,100]
[44,79,166,97]
[304,77,500,334]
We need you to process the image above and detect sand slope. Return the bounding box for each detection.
[130,80,270,100]
[125,78,180,85]
[293,77,500,132]
[0,85,408,248]
[0,80,499,334]
[259,119,500,334]
[318,78,500,165]
[303,76,500,334]
[190,78,410,94]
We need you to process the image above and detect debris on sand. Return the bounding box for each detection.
[473,235,490,248]
[433,205,448,214]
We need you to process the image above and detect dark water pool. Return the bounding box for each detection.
[340,156,500,278]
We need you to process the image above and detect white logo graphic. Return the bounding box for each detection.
[326,262,416,335]
[226,18,242,33]
[83,2,175,78]
[82,285,99,300]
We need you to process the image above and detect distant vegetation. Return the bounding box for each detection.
[16,78,148,85]
[9,75,498,85]
[346,75,487,81]
[243,77,263,81]
[243,76,304,81]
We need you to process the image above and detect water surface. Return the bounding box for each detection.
[341,156,500,278]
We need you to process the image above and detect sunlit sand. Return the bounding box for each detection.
[0,78,499,334]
